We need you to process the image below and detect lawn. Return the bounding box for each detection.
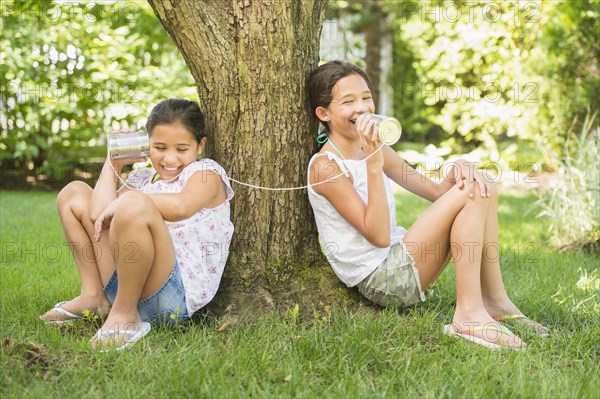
[1,188,599,398]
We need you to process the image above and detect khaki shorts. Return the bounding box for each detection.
[357,242,426,309]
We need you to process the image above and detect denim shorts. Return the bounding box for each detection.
[103,261,189,326]
[357,241,426,309]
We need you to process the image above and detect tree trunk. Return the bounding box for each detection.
[364,20,382,105]
[148,0,356,319]
[345,0,386,108]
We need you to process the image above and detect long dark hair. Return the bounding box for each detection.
[307,61,374,127]
[146,98,206,143]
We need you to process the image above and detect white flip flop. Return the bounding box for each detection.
[443,324,526,351]
[93,322,152,352]
[40,302,83,324]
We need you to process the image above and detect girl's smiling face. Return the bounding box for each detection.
[149,123,205,180]
[317,73,375,138]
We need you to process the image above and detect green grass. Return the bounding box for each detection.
[1,189,599,398]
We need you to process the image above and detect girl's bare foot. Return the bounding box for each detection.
[90,311,144,350]
[40,295,111,322]
[452,309,527,349]
[484,301,549,337]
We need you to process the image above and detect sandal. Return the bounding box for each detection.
[39,302,82,324]
[443,323,526,351]
[92,322,151,352]
[494,314,549,337]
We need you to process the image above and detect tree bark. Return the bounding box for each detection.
[364,19,382,105]
[345,1,386,108]
[148,0,355,319]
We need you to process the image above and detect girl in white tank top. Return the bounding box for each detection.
[306,61,548,350]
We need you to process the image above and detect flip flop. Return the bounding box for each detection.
[39,302,82,324]
[93,322,151,352]
[494,314,549,337]
[443,324,526,351]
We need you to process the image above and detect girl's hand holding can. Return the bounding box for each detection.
[106,127,148,172]
[355,113,383,167]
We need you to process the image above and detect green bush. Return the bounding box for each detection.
[536,112,600,252]
[531,0,600,151]
[389,1,543,149]
[388,0,599,162]
[1,0,195,171]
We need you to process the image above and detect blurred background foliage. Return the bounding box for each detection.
[1,0,195,172]
[1,0,599,250]
[330,0,599,163]
[535,111,599,252]
[3,0,598,168]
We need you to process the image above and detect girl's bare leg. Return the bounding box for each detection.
[94,191,175,345]
[478,182,547,333]
[403,184,525,348]
[41,182,113,321]
[478,182,514,314]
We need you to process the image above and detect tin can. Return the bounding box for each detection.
[368,114,402,145]
[107,131,150,160]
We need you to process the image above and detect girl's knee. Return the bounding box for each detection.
[57,181,91,211]
[449,183,485,201]
[451,183,490,210]
[114,191,158,224]
[118,190,151,207]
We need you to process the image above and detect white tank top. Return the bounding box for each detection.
[307,151,407,287]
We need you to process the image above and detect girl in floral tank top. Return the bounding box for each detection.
[41,99,233,351]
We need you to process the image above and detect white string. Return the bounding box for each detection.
[110,161,138,191]
[227,142,386,191]
[108,142,386,192]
